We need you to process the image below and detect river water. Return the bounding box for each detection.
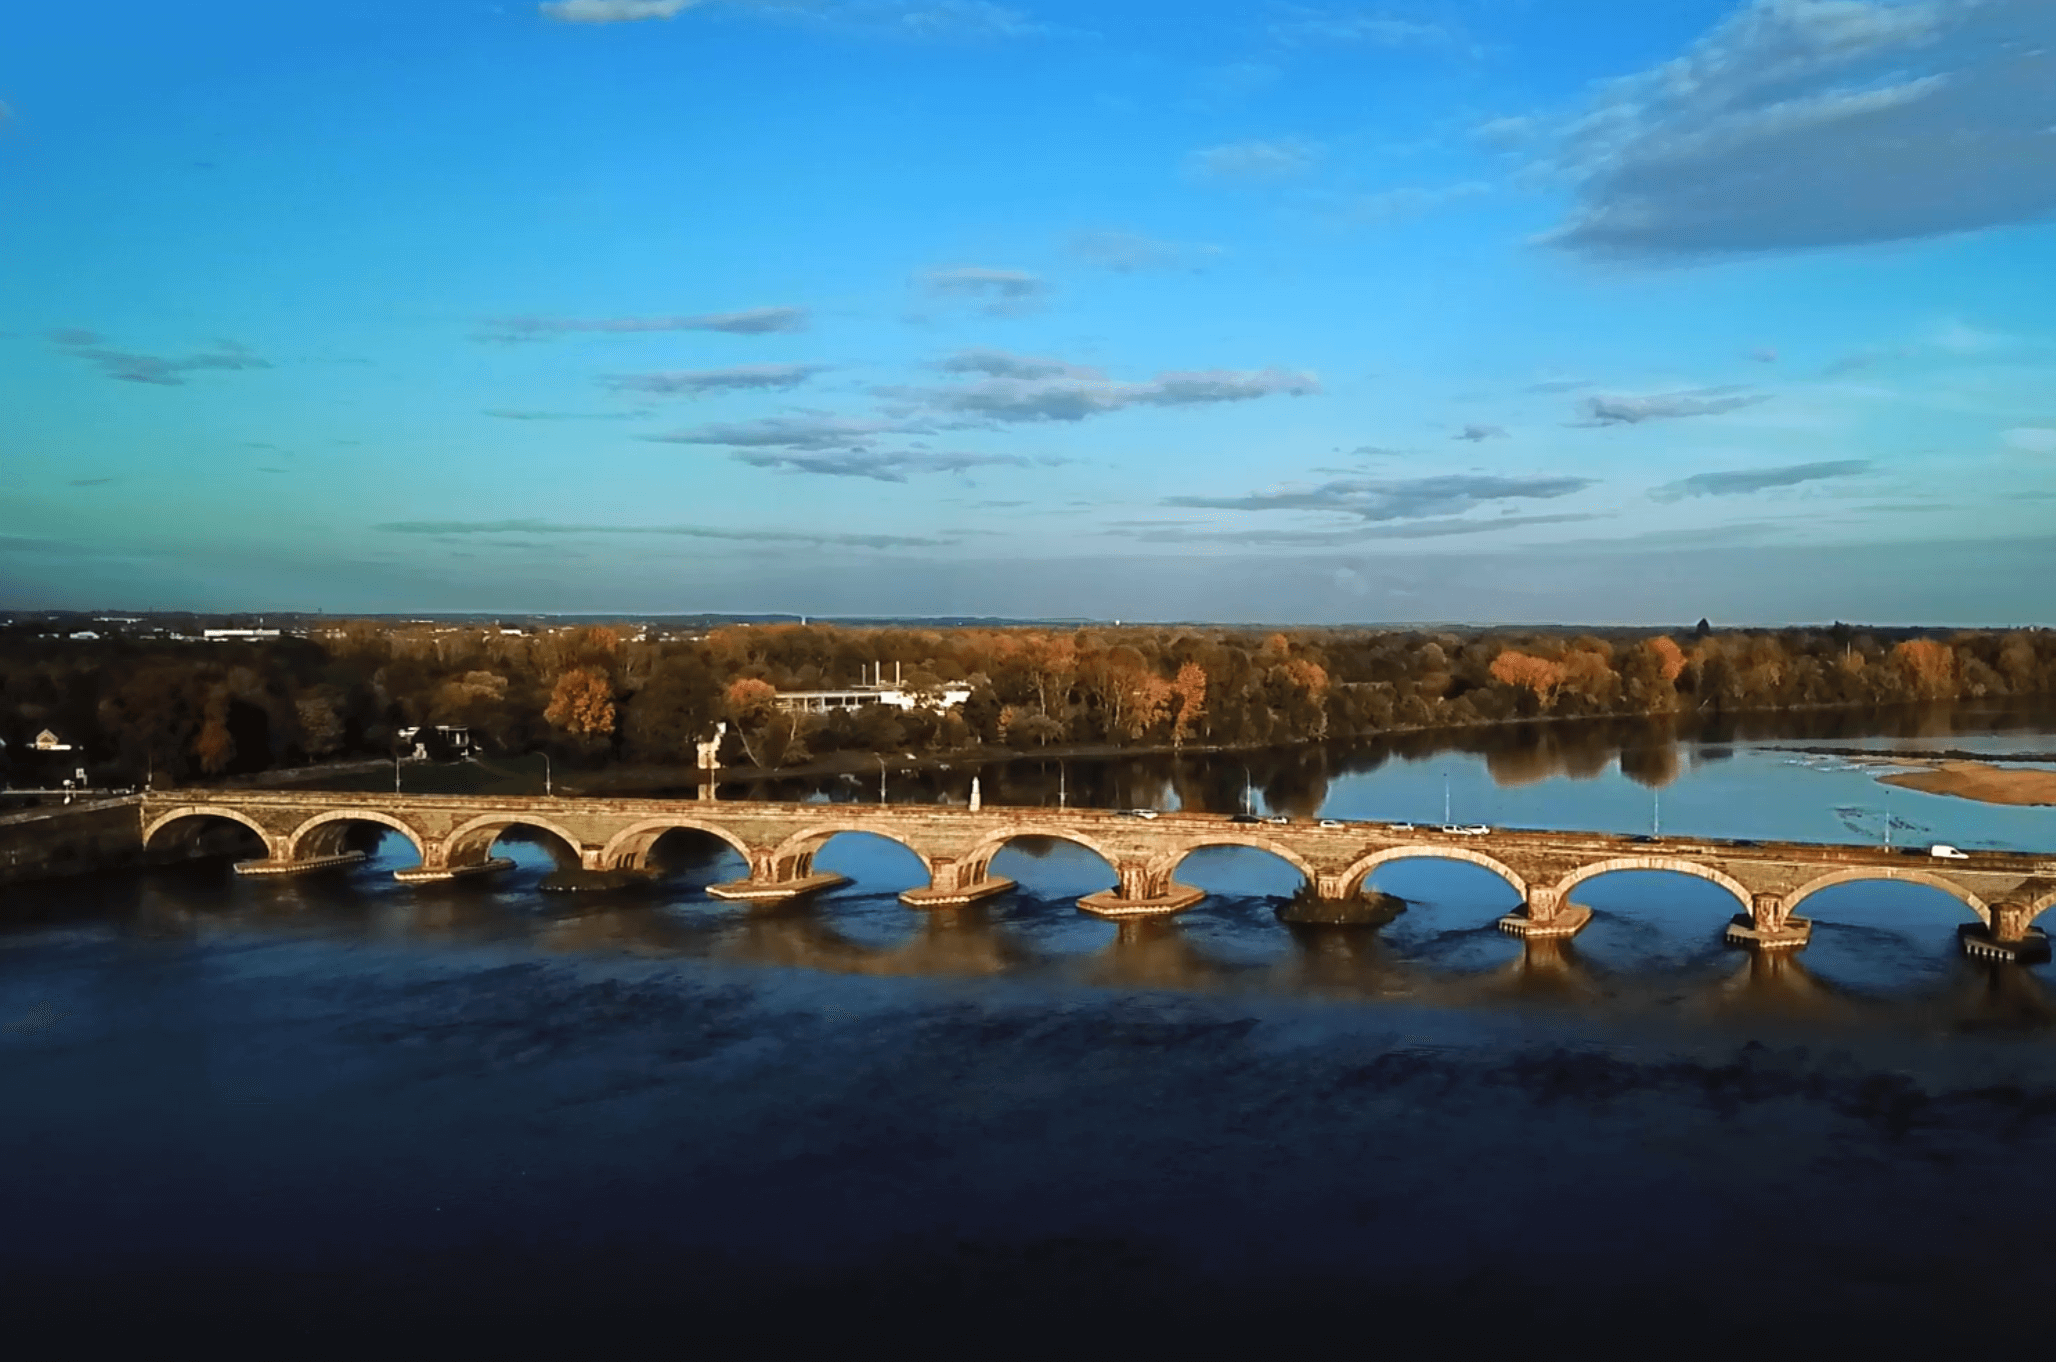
[6,702,2056,1347]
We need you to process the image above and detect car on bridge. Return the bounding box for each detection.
[1439,824,1492,836]
[1118,808,1160,820]
[1930,844,1971,860]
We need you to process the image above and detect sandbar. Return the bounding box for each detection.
[1879,761,2056,807]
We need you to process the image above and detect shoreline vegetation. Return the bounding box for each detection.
[1880,762,2056,808]
[3,619,2053,793]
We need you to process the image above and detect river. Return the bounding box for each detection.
[5,701,2056,1347]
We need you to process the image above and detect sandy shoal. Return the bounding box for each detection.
[1879,761,2056,807]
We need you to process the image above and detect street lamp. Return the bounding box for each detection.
[543,750,553,797]
[876,754,888,805]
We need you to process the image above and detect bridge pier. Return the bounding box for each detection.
[1960,901,2051,964]
[233,850,368,877]
[899,857,1015,908]
[1724,893,1812,951]
[1496,887,1592,940]
[707,850,848,904]
[1078,862,1205,920]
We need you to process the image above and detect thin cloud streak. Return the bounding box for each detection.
[476,306,809,342]
[603,363,831,396]
[1166,473,1595,522]
[1650,459,1871,502]
[375,518,947,548]
[1576,387,1766,425]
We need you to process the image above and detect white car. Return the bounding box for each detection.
[1929,844,1970,860]
[1440,824,1492,836]
[1386,822,1416,833]
[1120,808,1160,820]
[1264,815,1290,826]
[1318,819,1345,829]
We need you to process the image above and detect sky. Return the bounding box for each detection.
[2,0,2054,625]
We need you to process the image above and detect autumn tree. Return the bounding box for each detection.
[1490,650,1565,708]
[1169,662,1208,750]
[1892,638,1957,700]
[544,667,616,744]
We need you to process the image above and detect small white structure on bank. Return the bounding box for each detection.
[396,724,475,759]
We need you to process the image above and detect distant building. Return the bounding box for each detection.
[33,730,74,752]
[396,725,474,759]
[203,628,282,641]
[68,630,100,641]
[774,685,972,715]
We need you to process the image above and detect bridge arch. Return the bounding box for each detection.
[143,805,275,853]
[1783,868,1991,926]
[599,818,754,873]
[285,809,428,863]
[960,826,1122,882]
[767,822,933,882]
[2032,887,2056,924]
[443,812,590,870]
[1337,844,1529,901]
[1148,835,1318,891]
[1550,857,1753,915]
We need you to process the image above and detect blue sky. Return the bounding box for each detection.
[3,0,2053,623]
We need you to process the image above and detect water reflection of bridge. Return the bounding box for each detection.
[137,790,2056,960]
[123,881,2056,1032]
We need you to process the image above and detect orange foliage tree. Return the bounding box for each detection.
[544,667,616,742]
[1490,650,1565,707]
[1892,639,1957,700]
[1170,661,1208,749]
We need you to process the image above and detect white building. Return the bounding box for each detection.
[203,628,282,641]
[774,684,972,715]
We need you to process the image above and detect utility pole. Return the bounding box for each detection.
[877,754,888,805]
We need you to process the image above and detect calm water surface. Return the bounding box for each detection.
[7,705,2056,1346]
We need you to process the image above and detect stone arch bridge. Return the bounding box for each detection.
[138,790,2056,956]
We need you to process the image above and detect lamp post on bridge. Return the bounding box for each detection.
[876,754,888,806]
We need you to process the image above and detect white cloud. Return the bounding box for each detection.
[540,0,701,23]
[1186,138,1320,183]
[1537,0,2056,258]
[916,266,1048,316]
[2004,426,2056,454]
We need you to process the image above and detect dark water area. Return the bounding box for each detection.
[7,701,2056,1349]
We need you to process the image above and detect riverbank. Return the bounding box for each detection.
[1880,761,2056,807]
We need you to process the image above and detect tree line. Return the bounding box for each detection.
[2,619,2052,785]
